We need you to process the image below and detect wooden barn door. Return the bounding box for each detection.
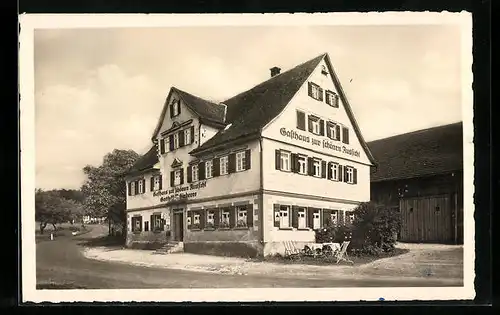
[399,195,453,243]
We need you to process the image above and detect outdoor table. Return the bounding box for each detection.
[304,242,341,256]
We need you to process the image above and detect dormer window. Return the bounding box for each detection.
[170,99,181,118]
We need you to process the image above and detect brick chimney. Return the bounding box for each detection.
[270,66,281,77]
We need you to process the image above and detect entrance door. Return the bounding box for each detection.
[399,195,453,243]
[173,212,184,242]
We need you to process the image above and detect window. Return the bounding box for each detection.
[330,163,339,181]
[130,182,136,196]
[312,119,320,135]
[152,213,162,231]
[206,210,215,229]
[279,206,290,228]
[138,180,144,194]
[184,128,191,145]
[193,212,201,229]
[164,137,170,153]
[346,166,354,184]
[174,169,182,186]
[313,159,321,177]
[192,164,199,182]
[298,155,307,174]
[236,151,246,172]
[153,176,161,191]
[280,151,291,171]
[313,210,321,229]
[144,221,149,232]
[308,116,324,136]
[220,209,231,228]
[330,211,338,225]
[347,212,355,225]
[328,122,337,140]
[186,216,192,228]
[308,82,323,101]
[205,160,213,178]
[298,208,306,229]
[220,156,229,175]
[172,100,180,117]
[326,91,339,107]
[131,216,142,233]
[321,65,328,75]
[236,206,248,228]
[173,133,179,149]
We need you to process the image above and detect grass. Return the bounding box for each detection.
[35,223,91,243]
[249,248,410,266]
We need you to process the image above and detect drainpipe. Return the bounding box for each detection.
[259,137,265,247]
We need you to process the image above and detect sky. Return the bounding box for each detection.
[34,24,464,190]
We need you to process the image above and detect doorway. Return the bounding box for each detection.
[173,211,184,242]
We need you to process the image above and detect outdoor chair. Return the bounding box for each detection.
[335,241,354,264]
[283,241,303,260]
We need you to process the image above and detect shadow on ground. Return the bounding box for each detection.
[77,235,125,248]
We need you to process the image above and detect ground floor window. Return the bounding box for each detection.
[220,208,231,228]
[346,211,355,225]
[192,212,201,229]
[151,213,163,231]
[313,210,321,229]
[279,206,290,228]
[131,216,142,233]
[206,210,216,229]
[298,208,307,229]
[236,206,248,228]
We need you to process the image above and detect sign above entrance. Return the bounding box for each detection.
[153,181,207,203]
[279,127,361,158]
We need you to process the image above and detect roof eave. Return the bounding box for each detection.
[189,131,261,157]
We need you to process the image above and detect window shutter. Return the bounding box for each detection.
[327,162,333,179]
[344,167,349,183]
[342,127,349,144]
[321,161,327,178]
[319,119,325,136]
[198,162,205,180]
[275,150,281,170]
[326,122,332,139]
[186,211,192,229]
[307,157,314,176]
[150,176,154,191]
[323,209,331,227]
[245,149,251,170]
[169,135,174,151]
[180,168,184,185]
[318,88,324,101]
[335,125,341,141]
[160,139,165,154]
[178,101,181,115]
[150,215,153,230]
[179,130,185,147]
[199,210,205,230]
[169,104,174,118]
[212,209,219,228]
[190,126,195,143]
[127,182,132,196]
[213,157,220,177]
[290,153,297,173]
[308,116,313,132]
[142,179,146,193]
[247,204,254,227]
[307,208,313,228]
[170,171,175,187]
[158,175,162,190]
[307,82,313,97]
[296,111,306,130]
[353,168,358,184]
[334,94,339,107]
[339,211,345,226]
[274,204,280,228]
[291,206,299,228]
[187,165,192,183]
[134,181,139,195]
[228,153,236,173]
[229,206,236,228]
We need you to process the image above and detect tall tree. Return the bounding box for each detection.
[35,189,79,234]
[81,149,140,236]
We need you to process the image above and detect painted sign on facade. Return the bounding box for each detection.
[279,127,361,158]
[153,180,208,203]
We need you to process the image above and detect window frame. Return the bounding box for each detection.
[297,208,307,229]
[206,210,215,229]
[138,180,144,194]
[346,166,354,184]
[130,182,136,196]
[153,175,161,191]
[131,216,142,233]
[174,169,182,186]
[205,160,214,179]
[184,128,191,145]
[152,213,163,232]
[279,205,290,229]
[326,90,339,107]
[279,150,291,172]
[191,164,199,182]
[311,118,321,135]
[220,156,229,175]
[173,133,179,149]
[172,100,180,117]
[220,209,231,229]
[235,151,246,172]
[312,210,321,230]
[313,159,322,177]
[330,163,339,181]
[297,155,307,175]
[236,206,248,228]
[192,212,201,229]
[311,84,321,99]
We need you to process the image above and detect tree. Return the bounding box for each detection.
[81,149,140,236]
[35,189,75,234]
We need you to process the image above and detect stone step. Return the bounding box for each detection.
[153,242,184,255]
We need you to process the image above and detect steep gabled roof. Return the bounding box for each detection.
[190,53,325,155]
[151,87,226,141]
[367,122,463,182]
[127,146,159,176]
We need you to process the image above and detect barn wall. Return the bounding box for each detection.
[370,172,463,244]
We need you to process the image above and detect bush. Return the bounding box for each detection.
[349,202,401,256]
[315,224,352,244]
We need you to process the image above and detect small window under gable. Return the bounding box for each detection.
[326,90,339,107]
[170,99,181,118]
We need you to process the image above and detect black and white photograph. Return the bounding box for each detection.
[19,12,474,302]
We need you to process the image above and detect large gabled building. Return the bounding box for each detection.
[125,53,376,257]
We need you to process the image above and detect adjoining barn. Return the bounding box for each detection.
[368,122,463,244]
